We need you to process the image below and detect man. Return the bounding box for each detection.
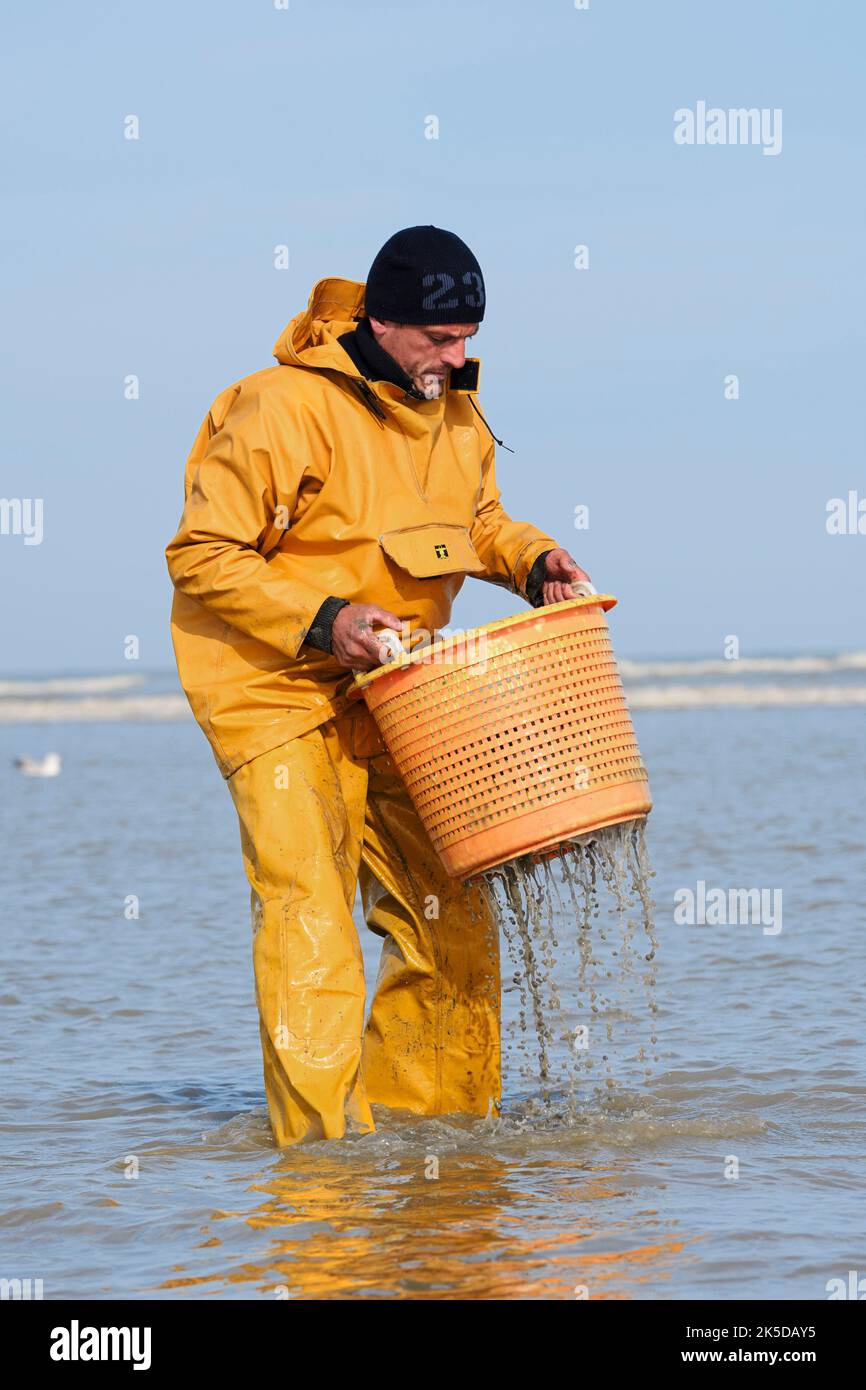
[165,225,590,1146]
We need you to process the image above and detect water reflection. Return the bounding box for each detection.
[156,1111,694,1299]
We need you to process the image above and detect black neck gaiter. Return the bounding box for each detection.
[337,317,425,399]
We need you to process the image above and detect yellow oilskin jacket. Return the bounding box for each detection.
[165,277,559,778]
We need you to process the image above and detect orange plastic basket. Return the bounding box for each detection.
[352,595,652,880]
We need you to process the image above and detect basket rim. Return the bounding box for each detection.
[351,593,618,691]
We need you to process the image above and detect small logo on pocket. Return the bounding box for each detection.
[434,544,449,558]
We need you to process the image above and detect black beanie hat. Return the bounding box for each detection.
[364,225,486,325]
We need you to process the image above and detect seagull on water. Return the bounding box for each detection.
[13,752,62,777]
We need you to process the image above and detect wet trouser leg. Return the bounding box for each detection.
[227,715,375,1147]
[227,706,501,1145]
[359,747,502,1118]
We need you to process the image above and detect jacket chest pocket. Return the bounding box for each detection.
[378,522,486,579]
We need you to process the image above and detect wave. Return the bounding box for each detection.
[0,674,144,697]
[0,695,190,723]
[628,682,866,710]
[618,652,866,679]
[1,685,866,723]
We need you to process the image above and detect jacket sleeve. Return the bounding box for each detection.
[468,429,559,599]
[165,383,329,659]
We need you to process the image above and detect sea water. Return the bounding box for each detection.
[1,694,865,1299]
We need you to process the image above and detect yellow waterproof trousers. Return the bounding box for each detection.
[227,703,501,1146]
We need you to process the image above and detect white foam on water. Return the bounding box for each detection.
[0,695,191,722]
[628,682,866,709]
[0,674,144,696]
[3,652,865,721]
[618,650,866,678]
[3,685,864,721]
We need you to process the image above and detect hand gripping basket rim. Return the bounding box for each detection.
[350,594,619,691]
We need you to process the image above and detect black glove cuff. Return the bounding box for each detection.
[304,596,350,655]
[524,550,553,608]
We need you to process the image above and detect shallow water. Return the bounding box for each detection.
[1,706,864,1300]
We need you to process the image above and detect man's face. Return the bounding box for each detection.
[368,318,479,399]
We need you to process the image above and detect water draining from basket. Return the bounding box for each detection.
[474,820,658,1114]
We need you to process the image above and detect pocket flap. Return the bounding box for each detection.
[378,523,486,579]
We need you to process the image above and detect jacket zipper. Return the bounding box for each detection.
[353,374,431,502]
[396,417,428,503]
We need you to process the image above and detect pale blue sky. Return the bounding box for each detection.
[2,0,863,671]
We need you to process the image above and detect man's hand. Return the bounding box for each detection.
[331,603,404,671]
[539,549,592,606]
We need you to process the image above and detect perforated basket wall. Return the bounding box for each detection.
[355,597,651,880]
